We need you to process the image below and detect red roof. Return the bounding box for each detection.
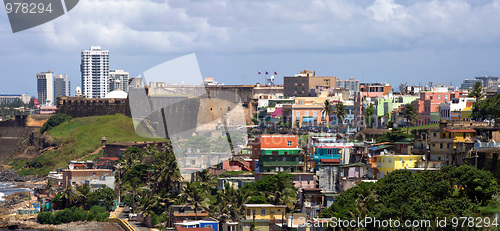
[73,164,85,167]
[271,107,283,118]
[99,157,119,161]
[172,213,209,217]
[320,159,340,163]
[444,129,475,133]
[177,228,214,231]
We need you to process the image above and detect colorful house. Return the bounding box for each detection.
[239,204,287,231]
[175,221,218,231]
[376,155,423,178]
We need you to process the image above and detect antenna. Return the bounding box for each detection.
[422,155,426,161]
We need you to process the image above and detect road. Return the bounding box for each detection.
[116,206,151,231]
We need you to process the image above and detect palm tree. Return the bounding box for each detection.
[77,184,91,209]
[334,102,348,125]
[322,99,333,127]
[180,182,209,220]
[61,185,80,208]
[197,170,217,194]
[44,180,54,197]
[150,150,182,195]
[402,103,418,133]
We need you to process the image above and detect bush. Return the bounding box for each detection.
[37,211,55,224]
[40,113,72,133]
[36,206,110,225]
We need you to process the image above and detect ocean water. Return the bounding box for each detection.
[0,182,32,201]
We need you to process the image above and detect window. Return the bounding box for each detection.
[296,111,300,117]
[305,111,309,116]
[440,143,443,149]
[383,157,385,163]
[287,141,292,146]
[463,133,466,138]
[283,157,286,161]
[432,144,435,147]
[389,158,392,163]
[93,172,96,176]
[205,225,212,229]
[433,133,437,137]
[399,158,402,162]
[449,133,452,138]
[327,149,333,154]
[261,209,266,215]
[438,95,441,100]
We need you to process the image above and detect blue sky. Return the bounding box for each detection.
[1,0,500,96]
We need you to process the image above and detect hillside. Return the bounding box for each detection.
[6,114,164,176]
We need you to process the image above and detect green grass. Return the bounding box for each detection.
[7,114,164,176]
[408,123,439,131]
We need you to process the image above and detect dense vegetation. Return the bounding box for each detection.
[40,113,72,133]
[472,93,500,120]
[376,128,412,143]
[320,165,500,230]
[117,145,298,229]
[37,206,109,225]
[8,114,164,176]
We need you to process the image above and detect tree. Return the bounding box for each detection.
[76,184,91,209]
[365,103,375,128]
[402,103,417,133]
[468,82,484,100]
[40,113,72,133]
[334,102,348,125]
[180,182,209,220]
[322,100,333,127]
[61,185,80,208]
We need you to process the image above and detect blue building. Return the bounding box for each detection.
[175,220,219,231]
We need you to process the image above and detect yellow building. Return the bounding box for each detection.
[239,204,287,231]
[377,155,423,178]
[461,105,473,120]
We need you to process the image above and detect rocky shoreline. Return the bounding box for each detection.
[0,169,45,182]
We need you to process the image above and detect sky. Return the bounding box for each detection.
[1,0,500,96]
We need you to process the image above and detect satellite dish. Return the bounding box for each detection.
[384,149,388,154]
[368,154,372,158]
[422,155,426,161]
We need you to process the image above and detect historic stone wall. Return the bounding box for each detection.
[56,96,131,118]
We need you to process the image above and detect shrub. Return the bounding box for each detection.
[37,211,55,224]
[40,113,72,133]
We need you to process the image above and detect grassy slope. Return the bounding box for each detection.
[408,123,439,131]
[8,114,164,176]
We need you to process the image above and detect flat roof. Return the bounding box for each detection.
[244,204,286,208]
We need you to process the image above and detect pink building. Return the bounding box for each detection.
[221,158,252,172]
[414,91,466,125]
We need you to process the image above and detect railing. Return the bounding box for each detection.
[108,218,135,231]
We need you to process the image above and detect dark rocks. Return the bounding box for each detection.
[0,169,44,182]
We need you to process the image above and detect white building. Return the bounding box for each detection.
[37,71,54,105]
[0,94,30,105]
[108,69,129,92]
[439,97,475,120]
[81,46,109,98]
[54,74,70,97]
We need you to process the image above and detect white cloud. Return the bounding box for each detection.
[2,0,500,55]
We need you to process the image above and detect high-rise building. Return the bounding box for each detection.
[108,69,129,92]
[37,71,54,105]
[54,74,70,97]
[344,77,360,92]
[81,46,109,98]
